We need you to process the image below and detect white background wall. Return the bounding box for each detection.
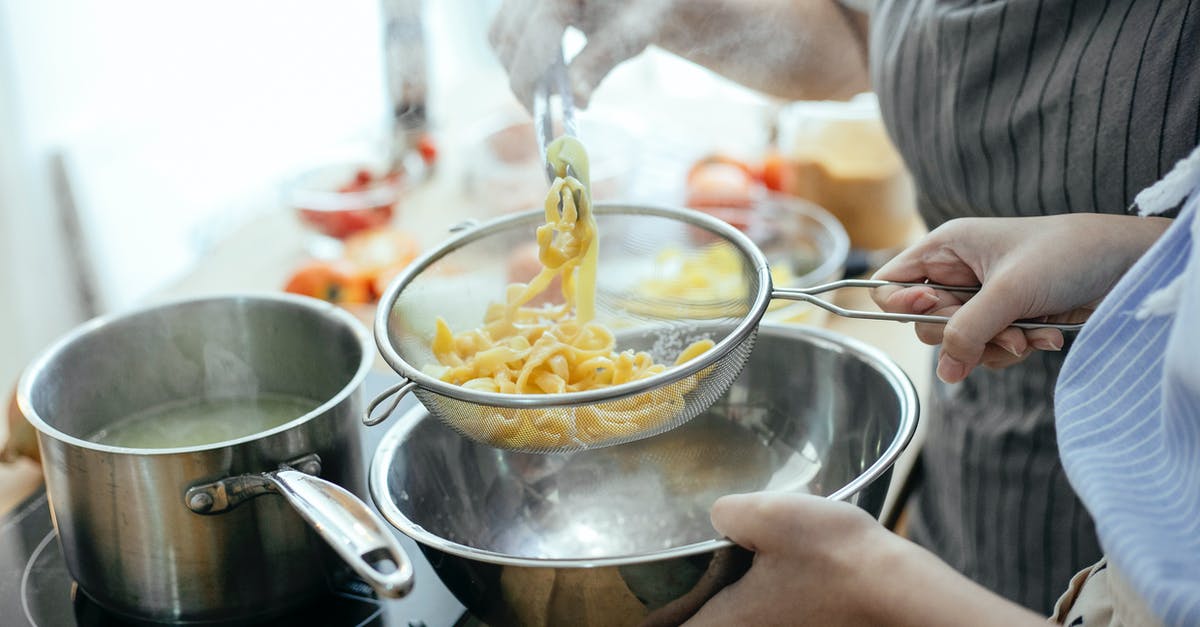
[0,5,82,398]
[0,0,774,398]
[0,0,398,393]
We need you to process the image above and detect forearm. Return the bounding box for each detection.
[655,0,870,100]
[867,536,1047,627]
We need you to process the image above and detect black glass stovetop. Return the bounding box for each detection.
[0,375,470,627]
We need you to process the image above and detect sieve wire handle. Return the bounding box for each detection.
[771,279,1085,332]
[364,379,419,426]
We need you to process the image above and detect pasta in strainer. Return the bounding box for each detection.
[424,137,713,449]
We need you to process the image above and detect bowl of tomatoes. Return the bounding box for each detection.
[286,161,413,259]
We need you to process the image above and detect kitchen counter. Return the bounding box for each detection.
[0,77,933,523]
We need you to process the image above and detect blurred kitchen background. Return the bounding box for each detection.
[0,0,918,401]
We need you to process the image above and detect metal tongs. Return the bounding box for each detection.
[532,48,579,185]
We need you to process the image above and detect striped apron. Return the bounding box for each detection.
[867,0,1200,614]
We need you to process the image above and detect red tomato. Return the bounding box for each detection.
[686,161,756,209]
[283,261,374,304]
[416,133,438,166]
[759,151,794,193]
[340,168,373,191]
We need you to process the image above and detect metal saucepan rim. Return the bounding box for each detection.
[368,324,919,568]
[17,293,375,456]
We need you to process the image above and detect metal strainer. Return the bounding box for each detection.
[367,203,1080,454]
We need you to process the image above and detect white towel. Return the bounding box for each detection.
[1135,144,1200,217]
[1134,145,1200,319]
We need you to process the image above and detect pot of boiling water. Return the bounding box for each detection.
[17,294,412,624]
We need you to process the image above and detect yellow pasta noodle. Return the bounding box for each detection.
[426,136,713,449]
[634,243,796,315]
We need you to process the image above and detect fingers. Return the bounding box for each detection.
[487,0,525,69]
[1024,327,1065,352]
[879,236,1030,382]
[934,277,1034,382]
[871,284,943,316]
[710,492,874,556]
[682,582,744,627]
[874,287,966,347]
[872,236,981,288]
[489,1,653,111]
[885,293,1050,383]
[985,326,1029,359]
[488,1,571,112]
[871,217,1086,383]
[568,20,652,108]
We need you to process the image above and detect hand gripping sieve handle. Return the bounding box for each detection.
[771,279,1085,331]
[364,379,420,426]
[265,468,414,599]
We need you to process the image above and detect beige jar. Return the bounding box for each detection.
[777,94,919,252]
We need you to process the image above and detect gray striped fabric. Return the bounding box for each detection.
[869,0,1200,614]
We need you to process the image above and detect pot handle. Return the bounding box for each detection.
[364,379,418,426]
[265,468,414,599]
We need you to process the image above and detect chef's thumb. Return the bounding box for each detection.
[710,492,814,553]
[935,281,1027,383]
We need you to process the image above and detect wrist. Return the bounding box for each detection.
[862,535,1047,627]
[1076,213,1172,267]
[857,530,928,625]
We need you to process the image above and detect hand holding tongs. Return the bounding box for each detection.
[532,47,579,185]
[774,279,1085,331]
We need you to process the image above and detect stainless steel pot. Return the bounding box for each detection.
[17,294,413,624]
[369,323,918,627]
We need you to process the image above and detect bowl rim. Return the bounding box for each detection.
[762,192,851,288]
[284,161,409,212]
[367,322,919,568]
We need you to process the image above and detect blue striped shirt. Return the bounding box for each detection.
[1055,191,1200,626]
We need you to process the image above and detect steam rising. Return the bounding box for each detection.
[202,343,259,399]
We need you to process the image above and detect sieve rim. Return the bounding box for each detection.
[373,203,774,409]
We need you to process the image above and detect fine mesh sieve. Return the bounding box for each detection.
[368,204,770,454]
[367,203,1083,454]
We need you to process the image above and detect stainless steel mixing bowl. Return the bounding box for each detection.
[369,323,918,626]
